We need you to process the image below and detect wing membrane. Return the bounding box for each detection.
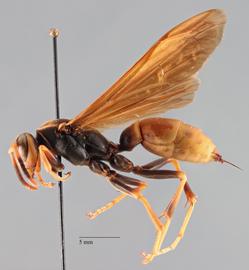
[68,9,226,130]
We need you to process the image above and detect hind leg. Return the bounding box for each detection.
[134,158,197,263]
[88,154,196,263]
[157,159,197,256]
[140,157,197,206]
[135,169,187,264]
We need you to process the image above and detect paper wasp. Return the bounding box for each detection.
[9,9,237,264]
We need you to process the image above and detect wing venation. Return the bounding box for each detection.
[68,9,226,130]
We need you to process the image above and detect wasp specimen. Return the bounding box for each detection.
[9,9,236,264]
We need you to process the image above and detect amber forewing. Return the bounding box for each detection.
[68,9,226,130]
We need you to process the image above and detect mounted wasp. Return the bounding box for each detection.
[9,9,238,264]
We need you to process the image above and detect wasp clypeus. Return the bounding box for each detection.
[9,9,239,264]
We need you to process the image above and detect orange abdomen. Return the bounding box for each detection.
[139,118,217,163]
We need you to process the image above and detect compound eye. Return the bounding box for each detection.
[9,133,39,190]
[16,133,29,161]
[16,133,39,171]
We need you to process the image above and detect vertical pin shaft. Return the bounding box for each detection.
[49,28,66,270]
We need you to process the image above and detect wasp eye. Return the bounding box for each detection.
[16,133,29,161]
[16,133,38,166]
[9,133,39,190]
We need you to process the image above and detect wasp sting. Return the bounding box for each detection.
[9,9,238,264]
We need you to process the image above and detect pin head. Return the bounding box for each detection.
[49,28,60,38]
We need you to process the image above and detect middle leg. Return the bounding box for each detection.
[88,159,164,231]
[87,193,127,220]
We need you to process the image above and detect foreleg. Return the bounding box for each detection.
[38,145,71,182]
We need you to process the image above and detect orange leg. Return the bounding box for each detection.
[9,141,69,190]
[8,144,38,190]
[87,190,163,232]
[87,193,127,219]
[141,158,197,263]
[141,157,196,205]
[142,170,187,264]
[87,159,164,232]
[89,165,185,264]
[38,145,71,182]
[157,159,197,256]
[137,193,163,231]
[9,151,38,190]
[87,158,196,264]
[35,156,55,188]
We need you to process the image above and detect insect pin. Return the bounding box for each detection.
[9,9,239,264]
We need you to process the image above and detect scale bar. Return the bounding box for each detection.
[79,236,120,239]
